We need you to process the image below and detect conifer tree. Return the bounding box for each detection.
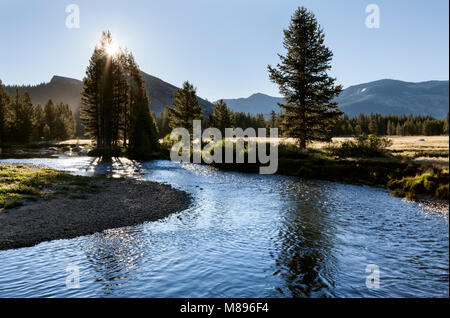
[209,100,233,135]
[268,110,277,128]
[21,92,35,142]
[6,89,21,141]
[168,81,203,137]
[33,104,45,140]
[268,7,342,149]
[81,46,104,146]
[157,106,171,138]
[53,102,75,140]
[44,99,56,139]
[8,91,34,142]
[0,81,10,143]
[127,57,159,156]
[368,116,379,135]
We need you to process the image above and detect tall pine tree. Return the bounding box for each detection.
[33,104,45,140]
[268,7,342,149]
[19,92,35,142]
[168,81,203,137]
[209,100,233,135]
[127,55,159,157]
[0,81,9,143]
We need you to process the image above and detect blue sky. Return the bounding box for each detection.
[0,0,448,101]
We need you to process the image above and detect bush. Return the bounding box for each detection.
[388,173,439,199]
[435,184,449,200]
[329,134,392,158]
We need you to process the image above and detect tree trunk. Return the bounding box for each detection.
[299,137,306,150]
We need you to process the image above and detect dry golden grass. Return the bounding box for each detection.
[385,136,449,151]
[312,136,449,168]
[56,139,92,146]
[57,135,449,167]
[316,136,449,151]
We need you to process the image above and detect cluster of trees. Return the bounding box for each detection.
[81,31,159,157]
[3,78,85,137]
[155,97,273,139]
[206,101,269,135]
[332,113,449,136]
[0,82,75,143]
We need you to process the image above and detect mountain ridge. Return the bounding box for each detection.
[216,79,449,118]
[4,77,448,119]
[4,71,214,116]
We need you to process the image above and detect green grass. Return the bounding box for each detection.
[0,164,100,209]
[387,172,449,200]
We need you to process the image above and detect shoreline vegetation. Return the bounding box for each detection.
[159,134,449,202]
[1,135,448,203]
[205,137,449,202]
[0,163,192,251]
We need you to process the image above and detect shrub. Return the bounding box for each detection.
[435,184,449,200]
[388,173,439,199]
[329,134,393,158]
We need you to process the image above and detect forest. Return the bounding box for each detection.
[0,84,75,143]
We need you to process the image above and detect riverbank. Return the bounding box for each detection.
[2,136,449,202]
[199,138,449,202]
[63,138,450,201]
[0,163,192,251]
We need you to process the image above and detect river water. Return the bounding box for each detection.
[0,156,448,297]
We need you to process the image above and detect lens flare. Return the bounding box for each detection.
[105,41,119,56]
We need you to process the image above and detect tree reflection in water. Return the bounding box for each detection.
[80,226,149,294]
[273,181,338,297]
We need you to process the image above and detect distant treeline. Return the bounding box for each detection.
[0,82,75,143]
[155,107,450,138]
[332,113,449,136]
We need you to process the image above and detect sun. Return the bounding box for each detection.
[105,40,120,56]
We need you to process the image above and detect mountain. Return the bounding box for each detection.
[5,77,448,119]
[5,75,84,115]
[217,80,449,118]
[215,93,284,114]
[139,72,213,115]
[335,79,449,118]
[4,72,214,116]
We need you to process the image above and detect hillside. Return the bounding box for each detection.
[4,72,213,116]
[215,93,284,114]
[4,78,448,119]
[217,80,449,118]
[335,79,449,118]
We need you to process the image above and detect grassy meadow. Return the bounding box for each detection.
[0,163,100,210]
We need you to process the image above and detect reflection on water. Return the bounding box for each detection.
[81,226,147,294]
[274,183,337,297]
[0,156,448,297]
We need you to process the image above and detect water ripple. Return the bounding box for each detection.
[0,156,448,297]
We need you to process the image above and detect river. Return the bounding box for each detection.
[0,156,448,297]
